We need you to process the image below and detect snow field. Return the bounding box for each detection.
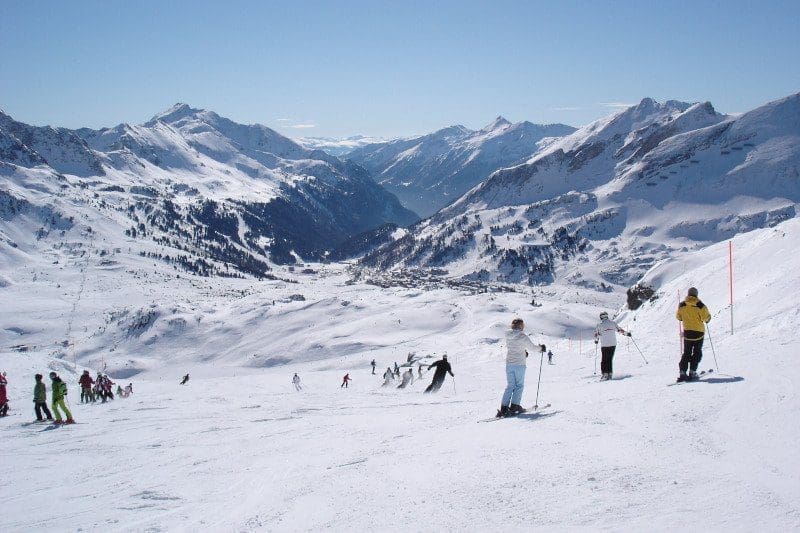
[2,219,800,531]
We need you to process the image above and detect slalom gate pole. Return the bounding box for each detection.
[594,342,598,375]
[534,348,545,409]
[630,337,649,364]
[707,325,720,372]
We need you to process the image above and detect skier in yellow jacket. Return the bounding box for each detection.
[675,287,711,382]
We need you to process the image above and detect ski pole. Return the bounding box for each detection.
[452,376,456,394]
[629,336,649,364]
[534,347,545,409]
[706,324,719,372]
[593,341,598,375]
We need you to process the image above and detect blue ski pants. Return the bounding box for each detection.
[501,364,526,407]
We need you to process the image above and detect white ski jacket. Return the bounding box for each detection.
[594,319,623,347]
[505,328,538,366]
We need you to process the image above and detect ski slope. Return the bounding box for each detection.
[1,219,799,531]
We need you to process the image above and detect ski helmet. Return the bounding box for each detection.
[688,287,698,297]
[599,312,609,320]
[49,371,57,379]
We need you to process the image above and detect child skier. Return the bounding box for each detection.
[341,374,352,388]
[382,367,394,387]
[292,373,302,391]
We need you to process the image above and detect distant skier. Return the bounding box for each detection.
[393,362,400,377]
[124,383,133,396]
[398,368,414,389]
[593,312,630,381]
[497,318,544,417]
[418,364,424,379]
[371,359,376,375]
[49,372,74,424]
[0,371,8,416]
[33,374,53,422]
[180,374,190,385]
[93,373,104,400]
[341,374,352,388]
[116,384,124,397]
[676,287,711,382]
[382,367,395,386]
[292,373,302,391]
[79,370,95,403]
[424,355,454,393]
[102,374,115,400]
[547,350,554,365]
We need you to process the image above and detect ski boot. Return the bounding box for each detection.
[676,372,688,382]
[687,371,699,382]
[509,404,527,415]
[496,405,510,418]
[64,418,76,424]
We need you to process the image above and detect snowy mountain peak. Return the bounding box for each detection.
[482,116,512,131]
[147,102,205,125]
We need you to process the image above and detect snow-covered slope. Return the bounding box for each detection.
[295,135,388,156]
[362,94,800,288]
[0,105,417,271]
[1,209,798,531]
[348,118,576,217]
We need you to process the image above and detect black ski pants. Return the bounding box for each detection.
[424,373,446,393]
[600,346,616,374]
[35,401,53,420]
[680,338,704,372]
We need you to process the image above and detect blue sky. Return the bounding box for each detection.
[1,0,798,137]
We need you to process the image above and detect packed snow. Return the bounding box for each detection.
[2,216,799,531]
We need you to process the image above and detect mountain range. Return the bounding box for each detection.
[347,117,576,217]
[0,104,417,275]
[361,93,800,288]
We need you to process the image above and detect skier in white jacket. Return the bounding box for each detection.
[593,312,630,381]
[397,368,414,389]
[498,318,545,417]
[292,373,302,391]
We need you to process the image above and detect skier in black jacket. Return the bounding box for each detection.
[424,355,454,393]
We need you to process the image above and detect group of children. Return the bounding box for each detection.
[0,369,134,424]
[77,370,132,402]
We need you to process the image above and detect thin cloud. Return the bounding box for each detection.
[598,102,635,109]
[289,124,316,129]
[275,118,293,122]
[550,106,583,111]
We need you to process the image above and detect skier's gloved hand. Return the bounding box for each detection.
[594,340,598,344]
[626,332,632,337]
[540,344,546,352]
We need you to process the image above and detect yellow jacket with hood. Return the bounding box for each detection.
[676,295,711,339]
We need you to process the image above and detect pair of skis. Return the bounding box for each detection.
[667,369,714,386]
[478,403,552,423]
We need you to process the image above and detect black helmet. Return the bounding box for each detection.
[49,371,57,378]
[688,287,698,297]
[35,373,43,380]
[599,311,609,320]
